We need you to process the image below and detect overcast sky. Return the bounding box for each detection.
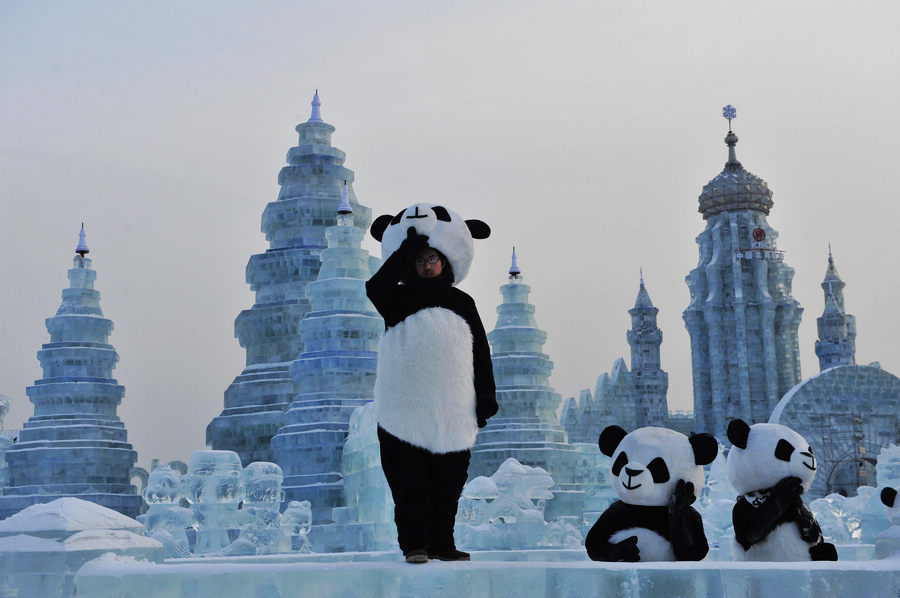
[2,1,899,469]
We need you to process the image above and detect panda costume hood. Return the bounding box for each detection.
[585,425,718,562]
[366,203,496,454]
[726,419,837,562]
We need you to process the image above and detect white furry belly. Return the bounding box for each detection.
[374,307,477,453]
[732,522,811,562]
[610,528,676,561]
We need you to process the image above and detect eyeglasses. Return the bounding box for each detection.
[414,255,441,266]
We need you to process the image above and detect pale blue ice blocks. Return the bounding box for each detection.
[270,208,382,524]
[206,93,372,464]
[0,240,141,519]
[470,260,584,519]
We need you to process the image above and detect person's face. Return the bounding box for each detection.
[414,249,443,278]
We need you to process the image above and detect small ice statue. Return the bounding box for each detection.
[140,464,195,558]
[183,450,244,555]
[233,462,285,555]
[280,500,313,553]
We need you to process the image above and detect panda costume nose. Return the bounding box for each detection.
[624,467,643,477]
[402,204,438,235]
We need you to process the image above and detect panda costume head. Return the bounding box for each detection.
[600,425,718,507]
[370,203,490,286]
[725,419,838,562]
[585,425,717,562]
[726,419,817,495]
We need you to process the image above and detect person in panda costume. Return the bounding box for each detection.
[725,419,838,561]
[881,487,900,525]
[585,425,718,562]
[366,203,497,564]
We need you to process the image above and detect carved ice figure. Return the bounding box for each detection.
[455,458,581,550]
[233,462,284,555]
[280,500,313,553]
[139,464,194,558]
[183,450,244,555]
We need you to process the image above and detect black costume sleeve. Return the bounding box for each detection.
[585,501,640,562]
[732,476,803,551]
[366,235,420,318]
[463,294,497,427]
[668,480,709,561]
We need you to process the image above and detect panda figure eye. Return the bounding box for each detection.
[432,206,452,222]
[612,452,628,476]
[647,457,670,483]
[390,210,405,225]
[775,439,796,462]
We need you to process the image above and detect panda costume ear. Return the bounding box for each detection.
[689,433,718,466]
[370,214,394,242]
[727,419,750,449]
[466,220,491,240]
[598,425,628,457]
[882,487,898,508]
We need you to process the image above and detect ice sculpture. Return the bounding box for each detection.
[183,450,244,554]
[695,446,737,549]
[810,486,890,544]
[232,462,284,555]
[206,92,373,465]
[279,500,313,553]
[455,458,581,550]
[470,256,583,521]
[139,464,194,558]
[0,231,142,519]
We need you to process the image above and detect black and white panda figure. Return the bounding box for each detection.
[366,203,497,563]
[880,487,900,526]
[726,419,838,561]
[585,425,718,562]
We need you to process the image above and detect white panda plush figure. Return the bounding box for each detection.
[882,487,900,526]
[726,419,838,561]
[585,425,718,562]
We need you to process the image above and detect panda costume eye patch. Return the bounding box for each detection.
[775,439,795,462]
[612,452,628,476]
[431,206,452,222]
[647,457,670,483]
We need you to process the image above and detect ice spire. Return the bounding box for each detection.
[509,246,521,278]
[634,268,653,309]
[75,223,89,257]
[722,105,742,171]
[308,89,323,123]
[338,180,352,215]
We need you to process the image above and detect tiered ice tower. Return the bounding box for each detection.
[683,106,802,440]
[270,186,382,523]
[207,92,372,464]
[469,249,583,519]
[814,247,856,371]
[0,228,142,519]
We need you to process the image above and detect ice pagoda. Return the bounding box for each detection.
[206,92,373,464]
[0,228,142,519]
[469,249,584,519]
[270,185,382,524]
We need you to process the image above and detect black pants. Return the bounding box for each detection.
[377,427,471,554]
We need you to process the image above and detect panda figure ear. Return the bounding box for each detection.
[466,219,491,240]
[370,214,394,242]
[689,433,718,466]
[882,487,898,508]
[598,425,627,457]
[727,419,750,450]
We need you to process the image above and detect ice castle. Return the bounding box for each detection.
[206,92,373,465]
[0,228,142,519]
[683,108,803,440]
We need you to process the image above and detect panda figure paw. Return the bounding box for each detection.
[609,535,640,562]
[669,480,696,515]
